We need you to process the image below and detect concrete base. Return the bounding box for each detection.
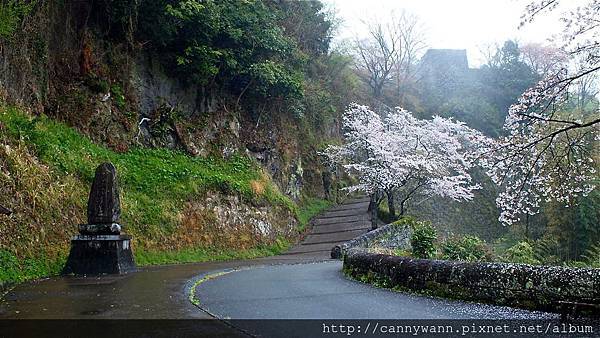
[78,223,121,235]
[63,235,137,275]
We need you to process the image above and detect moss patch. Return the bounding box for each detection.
[297,197,332,231]
[189,270,234,306]
[135,237,290,265]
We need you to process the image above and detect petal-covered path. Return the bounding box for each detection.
[194,260,555,319]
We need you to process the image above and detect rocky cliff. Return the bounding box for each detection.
[0,1,342,200]
[0,0,349,285]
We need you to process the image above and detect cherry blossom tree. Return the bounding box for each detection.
[520,43,568,77]
[482,0,599,225]
[322,104,491,222]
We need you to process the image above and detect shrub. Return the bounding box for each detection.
[441,235,492,262]
[581,244,600,268]
[0,0,35,40]
[0,249,20,283]
[410,221,437,259]
[391,216,419,227]
[110,84,126,109]
[248,61,304,99]
[531,238,561,265]
[502,241,540,265]
[142,0,308,101]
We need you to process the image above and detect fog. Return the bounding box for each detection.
[326,0,585,66]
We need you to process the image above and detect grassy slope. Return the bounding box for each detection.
[0,106,330,285]
[297,197,332,232]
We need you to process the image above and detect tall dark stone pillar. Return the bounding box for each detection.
[63,163,136,275]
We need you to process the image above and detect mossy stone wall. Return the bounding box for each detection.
[344,249,600,312]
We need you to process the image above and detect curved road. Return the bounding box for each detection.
[0,197,372,320]
[194,260,554,320]
[1,196,558,336]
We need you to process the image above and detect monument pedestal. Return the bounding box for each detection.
[63,235,137,275]
[63,163,137,276]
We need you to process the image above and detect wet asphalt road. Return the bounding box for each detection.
[0,197,373,320]
[195,260,556,320]
[0,196,561,337]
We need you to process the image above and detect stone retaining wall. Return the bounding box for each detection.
[343,249,600,312]
[330,224,411,259]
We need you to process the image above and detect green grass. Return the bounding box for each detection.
[0,249,67,286]
[0,0,35,40]
[135,237,290,265]
[297,197,332,231]
[2,109,260,199]
[0,107,296,237]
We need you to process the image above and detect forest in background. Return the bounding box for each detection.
[401,40,599,265]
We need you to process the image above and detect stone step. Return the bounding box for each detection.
[319,208,368,218]
[313,215,368,225]
[303,229,368,245]
[311,226,371,235]
[279,249,332,257]
[327,201,370,212]
[311,221,370,234]
[283,194,371,257]
[343,196,371,204]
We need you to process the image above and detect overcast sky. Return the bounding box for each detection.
[324,0,582,67]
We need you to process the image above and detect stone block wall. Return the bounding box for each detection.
[344,249,600,312]
[331,224,411,259]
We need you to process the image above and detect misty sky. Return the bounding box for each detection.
[325,0,583,67]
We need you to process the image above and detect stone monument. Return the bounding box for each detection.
[63,163,136,275]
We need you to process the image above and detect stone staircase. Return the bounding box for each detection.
[281,196,371,258]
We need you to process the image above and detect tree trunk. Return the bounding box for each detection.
[371,198,378,230]
[373,82,384,99]
[399,199,406,217]
[370,191,380,230]
[386,190,396,221]
[525,214,530,240]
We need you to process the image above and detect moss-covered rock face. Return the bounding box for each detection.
[173,191,297,251]
[343,249,600,313]
[0,1,348,204]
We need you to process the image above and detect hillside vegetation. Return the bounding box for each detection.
[0,0,348,286]
[0,104,321,285]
